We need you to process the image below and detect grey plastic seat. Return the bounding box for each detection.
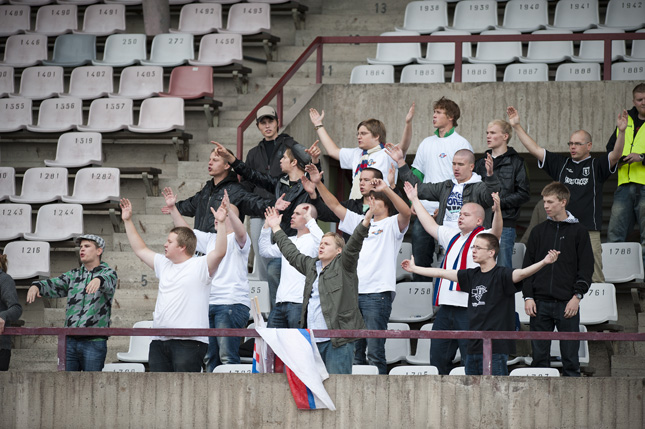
[496,0,548,33]
[400,64,445,83]
[62,167,120,204]
[219,2,271,35]
[0,203,32,240]
[555,63,601,81]
[109,66,163,99]
[103,0,142,4]
[611,61,645,80]
[503,63,549,82]
[4,240,50,280]
[446,0,498,33]
[170,2,222,35]
[599,0,645,31]
[0,97,32,132]
[140,33,194,67]
[189,33,244,67]
[59,66,113,99]
[395,1,448,34]
[0,34,48,67]
[0,5,31,36]
[518,30,574,63]
[45,132,103,168]
[390,281,434,323]
[24,203,83,241]
[127,97,185,133]
[77,98,133,132]
[569,29,626,63]
[92,34,147,67]
[367,30,422,66]
[466,29,522,64]
[26,97,83,132]
[30,4,77,36]
[453,63,497,82]
[349,64,395,84]
[10,167,69,204]
[622,30,645,62]
[417,30,472,65]
[116,320,154,363]
[547,0,599,32]
[42,34,96,67]
[9,66,64,100]
[0,66,15,97]
[0,167,16,201]
[74,3,126,36]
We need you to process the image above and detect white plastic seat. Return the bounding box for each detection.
[10,167,68,203]
[26,97,83,132]
[390,282,434,323]
[213,364,253,373]
[548,325,590,367]
[611,62,645,80]
[570,29,626,63]
[509,367,560,377]
[127,97,184,133]
[0,203,32,240]
[395,242,412,282]
[77,97,133,132]
[59,66,113,99]
[601,242,644,282]
[0,5,31,36]
[367,30,422,66]
[4,240,50,280]
[518,30,574,63]
[74,3,125,36]
[249,280,271,314]
[170,2,222,35]
[92,34,147,67]
[622,30,645,62]
[600,0,645,31]
[42,34,96,67]
[579,283,618,325]
[0,66,14,97]
[400,64,445,83]
[512,242,526,270]
[389,365,439,375]
[452,63,497,82]
[117,320,153,363]
[555,63,601,81]
[0,34,48,67]
[9,66,64,100]
[515,291,529,324]
[8,0,53,4]
[109,66,163,99]
[31,4,77,36]
[198,0,240,3]
[62,167,120,204]
[57,0,101,4]
[448,366,466,375]
[395,1,448,34]
[0,97,32,132]
[140,33,194,67]
[446,0,498,33]
[349,65,395,84]
[103,0,142,4]
[503,63,549,82]
[0,167,16,201]
[351,365,379,375]
[189,33,244,67]
[547,0,599,32]
[45,132,103,168]
[496,0,548,33]
[417,30,472,65]
[405,323,432,365]
[219,2,270,35]
[23,203,83,241]
[466,29,522,64]
[102,363,145,372]
[385,322,411,365]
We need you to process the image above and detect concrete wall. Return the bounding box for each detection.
[2,372,643,428]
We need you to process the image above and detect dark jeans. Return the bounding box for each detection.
[608,183,645,269]
[497,227,516,268]
[430,305,469,375]
[354,291,393,374]
[267,302,302,329]
[465,353,509,376]
[149,339,207,372]
[266,258,282,310]
[66,337,107,371]
[530,300,580,377]
[205,304,250,372]
[317,341,354,374]
[0,349,11,371]
[411,217,435,282]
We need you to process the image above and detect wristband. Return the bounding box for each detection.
[314,124,324,130]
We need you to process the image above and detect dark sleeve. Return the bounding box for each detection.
[474,157,486,178]
[230,159,278,193]
[228,186,274,218]
[606,127,618,153]
[500,159,530,210]
[398,164,444,201]
[273,229,312,275]
[0,275,22,323]
[175,188,203,217]
[502,267,521,295]
[574,227,593,295]
[595,153,615,182]
[311,194,341,223]
[456,269,473,293]
[472,174,500,208]
[522,228,539,299]
[342,222,369,271]
[541,151,567,181]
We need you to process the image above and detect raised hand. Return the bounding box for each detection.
[264,206,282,229]
[485,152,494,177]
[85,278,101,294]
[26,285,41,304]
[405,102,415,124]
[302,204,313,223]
[301,174,317,196]
[211,203,227,226]
[275,193,291,211]
[492,192,501,213]
[401,255,416,273]
[364,195,376,224]
[211,141,235,163]
[120,198,133,221]
[162,187,177,209]
[617,109,629,132]
[384,142,405,166]
[388,163,396,187]
[304,163,323,185]
[305,140,321,164]
[371,178,387,192]
[309,108,324,126]
[403,181,418,201]
[543,249,560,265]
[506,106,520,126]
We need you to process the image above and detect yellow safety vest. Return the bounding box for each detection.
[618,115,645,186]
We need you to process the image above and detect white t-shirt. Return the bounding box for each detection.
[307,261,329,343]
[441,173,483,229]
[339,210,407,294]
[339,146,397,185]
[259,218,323,304]
[194,230,251,309]
[153,254,214,344]
[435,225,491,307]
[411,131,473,213]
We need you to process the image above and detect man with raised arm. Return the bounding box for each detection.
[307,163,411,374]
[163,188,251,372]
[120,197,228,372]
[508,106,628,282]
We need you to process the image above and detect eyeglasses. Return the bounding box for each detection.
[471,245,492,251]
[567,141,590,147]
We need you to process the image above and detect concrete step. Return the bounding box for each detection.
[44,308,155,330]
[320,1,407,15]
[267,60,364,80]
[277,44,375,62]
[14,333,130,351]
[112,232,165,253]
[611,355,645,377]
[9,347,125,372]
[294,28,383,47]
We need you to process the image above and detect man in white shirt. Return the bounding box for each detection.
[120,197,228,372]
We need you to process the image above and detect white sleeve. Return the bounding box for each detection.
[411,140,426,172]
[338,147,357,170]
[238,233,252,255]
[389,214,408,238]
[193,229,212,254]
[338,209,363,234]
[198,256,214,283]
[306,218,324,246]
[258,227,281,258]
[461,138,474,152]
[437,226,453,250]
[153,253,165,279]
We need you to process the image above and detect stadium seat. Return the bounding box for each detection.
[569,29,626,63]
[31,4,77,36]
[219,2,271,35]
[351,365,379,375]
[0,5,31,36]
[621,30,645,62]
[518,30,574,63]
[23,203,83,241]
[140,33,194,67]
[62,167,120,204]
[0,66,14,96]
[579,283,618,325]
[0,97,32,132]
[601,242,644,282]
[249,280,271,314]
[189,33,244,67]
[611,62,645,80]
[395,1,448,34]
[509,367,560,377]
[496,0,548,33]
[600,0,645,31]
[59,66,114,99]
[159,66,213,99]
[465,29,522,64]
[197,0,240,3]
[390,282,434,323]
[44,131,103,168]
[57,0,102,5]
[127,97,185,133]
[448,366,466,375]
[74,3,126,36]
[42,34,96,67]
[77,98,133,132]
[395,242,412,282]
[9,66,64,100]
[503,63,549,82]
[4,240,50,280]
[170,2,222,35]
[515,291,529,324]
[103,0,142,4]
[446,0,498,33]
[0,167,16,201]
[102,363,145,372]
[0,34,48,67]
[109,66,163,99]
[512,242,526,270]
[555,63,601,81]
[547,0,599,32]
[389,365,439,375]
[0,203,32,240]
[10,167,68,204]
[417,30,472,65]
[92,34,147,67]
[405,323,432,365]
[349,65,395,84]
[9,0,54,4]
[400,64,445,83]
[367,30,422,66]
[385,323,411,365]
[453,64,497,82]
[26,97,83,132]
[213,364,253,373]
[117,320,154,363]
[548,325,590,367]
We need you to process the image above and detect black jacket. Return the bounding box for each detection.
[474,147,530,227]
[311,195,366,240]
[522,213,593,302]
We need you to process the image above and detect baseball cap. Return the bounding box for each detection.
[75,234,106,250]
[256,105,278,123]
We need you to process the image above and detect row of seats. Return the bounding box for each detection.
[0,203,84,241]
[2,0,294,6]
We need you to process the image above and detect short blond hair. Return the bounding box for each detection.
[322,232,345,250]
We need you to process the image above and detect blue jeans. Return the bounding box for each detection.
[205,304,250,372]
[317,341,354,374]
[497,227,516,268]
[354,292,393,374]
[149,339,207,372]
[430,305,469,375]
[465,353,509,375]
[267,302,302,329]
[608,183,645,269]
[411,217,436,282]
[266,258,282,310]
[530,300,580,377]
[66,337,107,371]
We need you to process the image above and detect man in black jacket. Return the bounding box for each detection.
[523,182,593,377]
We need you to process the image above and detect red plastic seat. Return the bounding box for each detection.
[159,66,214,99]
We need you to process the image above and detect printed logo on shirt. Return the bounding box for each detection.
[564,176,589,186]
[371,228,384,236]
[566,168,574,173]
[367,159,377,167]
[445,190,463,223]
[439,153,447,158]
[582,167,590,177]
[471,285,487,307]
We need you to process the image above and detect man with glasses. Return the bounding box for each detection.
[508,106,628,283]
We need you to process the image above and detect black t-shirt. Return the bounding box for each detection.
[541,151,613,231]
[457,265,520,355]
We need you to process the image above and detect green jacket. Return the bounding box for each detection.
[274,222,368,347]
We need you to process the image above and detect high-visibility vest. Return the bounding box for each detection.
[618,115,645,186]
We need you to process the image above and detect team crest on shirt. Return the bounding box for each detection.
[582,167,590,176]
[471,285,487,307]
[367,159,376,166]
[371,228,384,236]
[439,153,447,158]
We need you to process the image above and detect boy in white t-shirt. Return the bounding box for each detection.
[120,197,228,372]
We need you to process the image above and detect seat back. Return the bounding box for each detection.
[398,1,448,34]
[4,240,50,280]
[552,0,599,31]
[400,64,445,83]
[0,5,31,36]
[509,367,560,376]
[512,242,526,269]
[515,291,529,324]
[503,63,549,82]
[143,33,194,66]
[30,97,83,132]
[500,0,548,32]
[78,3,126,36]
[471,29,522,63]
[448,366,466,375]
[405,323,432,365]
[395,241,412,281]
[450,0,498,33]
[549,325,589,367]
[65,65,113,99]
[389,365,439,375]
[249,280,271,314]
[24,203,83,241]
[0,203,32,240]
[575,29,626,62]
[0,98,32,132]
[349,65,395,84]
[2,34,48,67]
[102,363,145,372]
[33,4,77,36]
[627,30,645,60]
[611,62,645,80]
[79,97,133,132]
[132,97,185,131]
[420,30,472,64]
[603,0,645,31]
[10,167,68,204]
[44,34,96,66]
[555,62,601,81]
[224,3,270,35]
[45,132,103,168]
[390,282,434,323]
[14,66,64,99]
[453,63,497,82]
[191,33,243,66]
[0,167,16,201]
[116,320,154,363]
[114,66,163,99]
[368,30,422,65]
[351,365,379,375]
[94,34,147,66]
[62,167,120,204]
[175,2,222,34]
[523,30,574,63]
[162,66,214,99]
[213,364,253,373]
[580,283,618,324]
[385,322,411,364]
[0,66,14,97]
[601,242,644,282]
